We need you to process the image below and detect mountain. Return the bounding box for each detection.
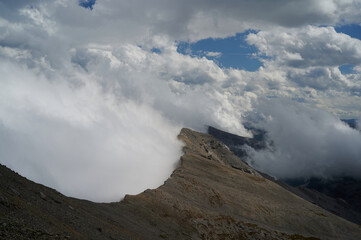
[208,126,361,226]
[208,126,266,159]
[1,128,361,239]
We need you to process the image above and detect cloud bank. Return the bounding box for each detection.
[0,0,361,201]
[0,60,184,202]
[244,100,361,180]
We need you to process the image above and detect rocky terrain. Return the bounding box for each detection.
[1,128,361,239]
[208,126,266,159]
[208,126,361,226]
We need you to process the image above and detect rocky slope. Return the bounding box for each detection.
[208,126,361,226]
[208,126,266,159]
[1,128,361,239]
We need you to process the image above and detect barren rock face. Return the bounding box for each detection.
[1,128,361,239]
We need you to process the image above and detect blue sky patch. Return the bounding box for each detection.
[335,24,361,40]
[339,64,356,74]
[79,0,96,10]
[332,25,361,75]
[177,30,263,71]
[151,48,161,54]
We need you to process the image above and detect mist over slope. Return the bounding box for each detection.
[244,100,361,180]
[0,61,183,202]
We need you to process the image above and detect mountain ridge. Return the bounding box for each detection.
[207,125,361,226]
[1,128,361,239]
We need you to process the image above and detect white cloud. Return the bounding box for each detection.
[245,26,361,117]
[70,43,251,135]
[247,26,361,68]
[205,51,222,58]
[244,100,361,180]
[0,60,183,202]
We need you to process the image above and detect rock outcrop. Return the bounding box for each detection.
[1,128,361,239]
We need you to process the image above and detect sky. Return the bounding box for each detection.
[0,0,361,202]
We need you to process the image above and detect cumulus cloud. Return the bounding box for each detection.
[69,43,252,135]
[247,26,361,68]
[246,25,361,117]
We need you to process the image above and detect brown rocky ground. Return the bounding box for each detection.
[208,125,361,226]
[1,128,360,239]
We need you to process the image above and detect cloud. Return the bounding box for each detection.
[247,26,361,68]
[205,51,222,58]
[244,100,361,180]
[0,20,254,202]
[2,0,360,47]
[68,43,252,134]
[1,0,361,201]
[245,25,361,117]
[0,60,184,202]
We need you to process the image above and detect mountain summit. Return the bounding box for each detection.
[1,128,361,239]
